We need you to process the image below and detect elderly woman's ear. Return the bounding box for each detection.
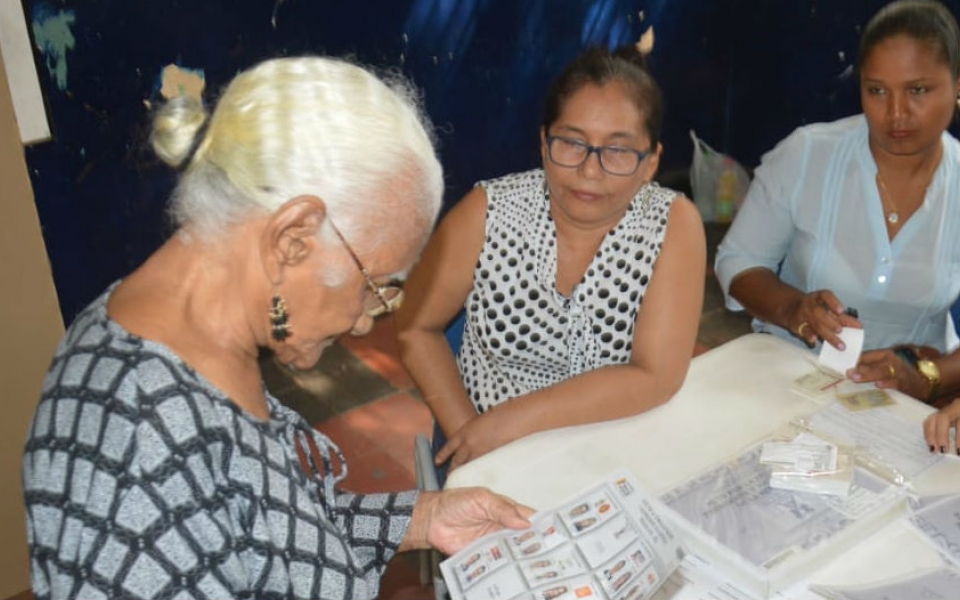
[261,195,327,278]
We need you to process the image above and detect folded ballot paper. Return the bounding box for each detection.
[759,432,853,498]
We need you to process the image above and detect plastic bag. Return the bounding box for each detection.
[689,130,751,223]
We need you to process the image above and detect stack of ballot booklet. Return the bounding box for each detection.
[440,471,684,600]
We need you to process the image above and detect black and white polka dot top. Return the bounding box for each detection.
[457,168,677,413]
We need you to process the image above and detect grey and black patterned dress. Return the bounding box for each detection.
[458,169,676,413]
[23,284,416,600]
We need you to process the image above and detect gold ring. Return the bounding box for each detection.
[797,322,810,337]
[888,364,896,378]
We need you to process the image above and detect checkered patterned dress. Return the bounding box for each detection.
[22,286,417,600]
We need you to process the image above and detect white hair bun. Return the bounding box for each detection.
[151,95,209,168]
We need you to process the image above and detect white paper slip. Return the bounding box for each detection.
[760,440,838,474]
[818,327,864,376]
[769,471,853,499]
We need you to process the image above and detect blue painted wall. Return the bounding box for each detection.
[23,0,960,322]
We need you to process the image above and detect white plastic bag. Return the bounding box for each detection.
[689,130,751,223]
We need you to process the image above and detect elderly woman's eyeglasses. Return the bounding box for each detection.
[546,135,650,176]
[327,220,404,318]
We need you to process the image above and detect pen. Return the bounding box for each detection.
[844,307,859,319]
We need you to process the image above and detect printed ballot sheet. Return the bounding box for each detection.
[909,494,960,566]
[659,443,902,570]
[440,471,684,600]
[805,402,942,482]
[649,551,798,600]
[810,566,960,599]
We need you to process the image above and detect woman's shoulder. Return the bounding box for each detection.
[937,132,960,200]
[475,168,546,219]
[476,168,544,196]
[53,283,118,349]
[637,181,684,210]
[626,184,701,241]
[942,129,960,158]
[41,292,225,424]
[32,330,243,471]
[756,115,866,175]
[776,115,865,151]
[792,114,865,138]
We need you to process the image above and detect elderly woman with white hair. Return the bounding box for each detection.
[22,56,531,600]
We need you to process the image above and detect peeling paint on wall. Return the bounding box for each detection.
[31,3,75,91]
[637,25,654,55]
[159,64,206,102]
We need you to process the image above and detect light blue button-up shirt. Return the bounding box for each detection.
[715,115,960,353]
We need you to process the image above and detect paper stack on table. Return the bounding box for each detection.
[760,432,853,498]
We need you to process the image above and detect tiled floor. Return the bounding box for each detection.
[260,222,753,600]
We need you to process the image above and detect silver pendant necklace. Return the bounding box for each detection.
[875,151,940,227]
[875,173,901,224]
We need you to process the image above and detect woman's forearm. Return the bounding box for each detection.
[486,361,685,441]
[728,268,806,331]
[397,328,478,435]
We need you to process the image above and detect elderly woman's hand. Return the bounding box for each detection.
[400,487,533,554]
[924,399,960,455]
[788,289,861,349]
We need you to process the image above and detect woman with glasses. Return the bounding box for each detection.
[396,44,706,473]
[715,0,960,406]
[22,56,533,600]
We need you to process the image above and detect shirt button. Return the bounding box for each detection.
[878,275,887,283]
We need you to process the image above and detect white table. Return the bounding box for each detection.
[446,333,960,596]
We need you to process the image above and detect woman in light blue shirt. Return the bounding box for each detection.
[716,0,960,404]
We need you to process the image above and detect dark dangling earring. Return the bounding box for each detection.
[270,294,291,341]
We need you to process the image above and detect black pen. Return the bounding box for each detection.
[844,307,859,319]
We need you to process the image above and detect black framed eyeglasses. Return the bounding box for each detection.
[327,219,404,318]
[546,135,650,176]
